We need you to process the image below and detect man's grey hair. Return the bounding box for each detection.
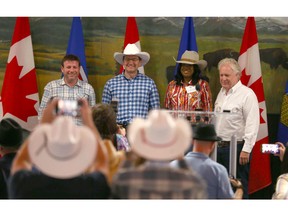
[218,58,242,77]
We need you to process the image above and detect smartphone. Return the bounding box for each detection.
[261,144,280,154]
[55,100,81,117]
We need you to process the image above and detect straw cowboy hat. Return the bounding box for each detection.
[193,123,222,142]
[0,118,30,147]
[28,116,97,179]
[127,109,192,161]
[114,43,150,66]
[176,50,207,71]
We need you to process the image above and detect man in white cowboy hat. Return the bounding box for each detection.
[8,98,111,199]
[164,50,213,113]
[102,43,160,129]
[171,123,243,199]
[111,109,207,199]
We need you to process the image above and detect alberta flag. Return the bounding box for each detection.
[0,17,39,131]
[174,17,198,76]
[119,17,144,74]
[238,17,271,194]
[277,81,288,144]
[66,17,88,82]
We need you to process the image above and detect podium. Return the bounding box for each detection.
[166,110,238,178]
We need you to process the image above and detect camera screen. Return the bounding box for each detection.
[261,144,280,154]
[56,100,79,117]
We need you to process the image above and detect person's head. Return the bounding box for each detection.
[61,54,81,85]
[175,50,207,85]
[28,116,97,179]
[127,109,192,161]
[92,103,118,141]
[0,118,30,153]
[114,43,150,74]
[218,58,241,92]
[192,123,222,155]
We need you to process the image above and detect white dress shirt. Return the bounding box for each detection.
[214,81,259,153]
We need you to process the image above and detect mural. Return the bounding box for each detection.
[0,17,287,114]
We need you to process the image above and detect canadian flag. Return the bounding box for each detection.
[238,17,271,194]
[119,17,144,74]
[0,17,39,131]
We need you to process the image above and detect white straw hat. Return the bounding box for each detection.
[127,110,192,161]
[28,116,97,179]
[114,43,150,66]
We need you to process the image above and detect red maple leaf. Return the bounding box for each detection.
[241,69,266,124]
[259,107,266,124]
[240,68,251,86]
[249,77,265,103]
[1,56,38,121]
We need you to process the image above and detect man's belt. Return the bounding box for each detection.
[217,140,245,148]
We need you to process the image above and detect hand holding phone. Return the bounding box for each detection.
[55,99,82,117]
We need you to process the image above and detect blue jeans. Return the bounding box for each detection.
[217,143,250,199]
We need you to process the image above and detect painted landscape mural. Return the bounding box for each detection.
[0,17,287,114]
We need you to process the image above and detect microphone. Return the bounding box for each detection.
[196,83,201,91]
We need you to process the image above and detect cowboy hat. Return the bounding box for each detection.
[193,123,222,142]
[28,116,97,179]
[127,110,191,161]
[114,43,150,66]
[0,118,29,147]
[176,50,207,71]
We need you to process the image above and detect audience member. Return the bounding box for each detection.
[165,50,212,112]
[0,118,30,198]
[38,54,96,125]
[92,103,130,152]
[214,58,259,199]
[171,123,243,199]
[272,142,288,199]
[111,110,207,199]
[8,98,110,199]
[102,43,160,129]
[92,103,129,182]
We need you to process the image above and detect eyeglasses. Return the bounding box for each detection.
[124,57,140,62]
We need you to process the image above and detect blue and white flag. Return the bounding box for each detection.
[174,17,198,75]
[277,81,288,144]
[66,17,88,82]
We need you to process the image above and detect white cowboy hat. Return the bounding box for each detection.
[28,116,97,179]
[114,43,150,66]
[176,50,207,71]
[127,110,192,161]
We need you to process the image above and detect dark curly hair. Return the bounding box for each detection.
[175,63,209,86]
